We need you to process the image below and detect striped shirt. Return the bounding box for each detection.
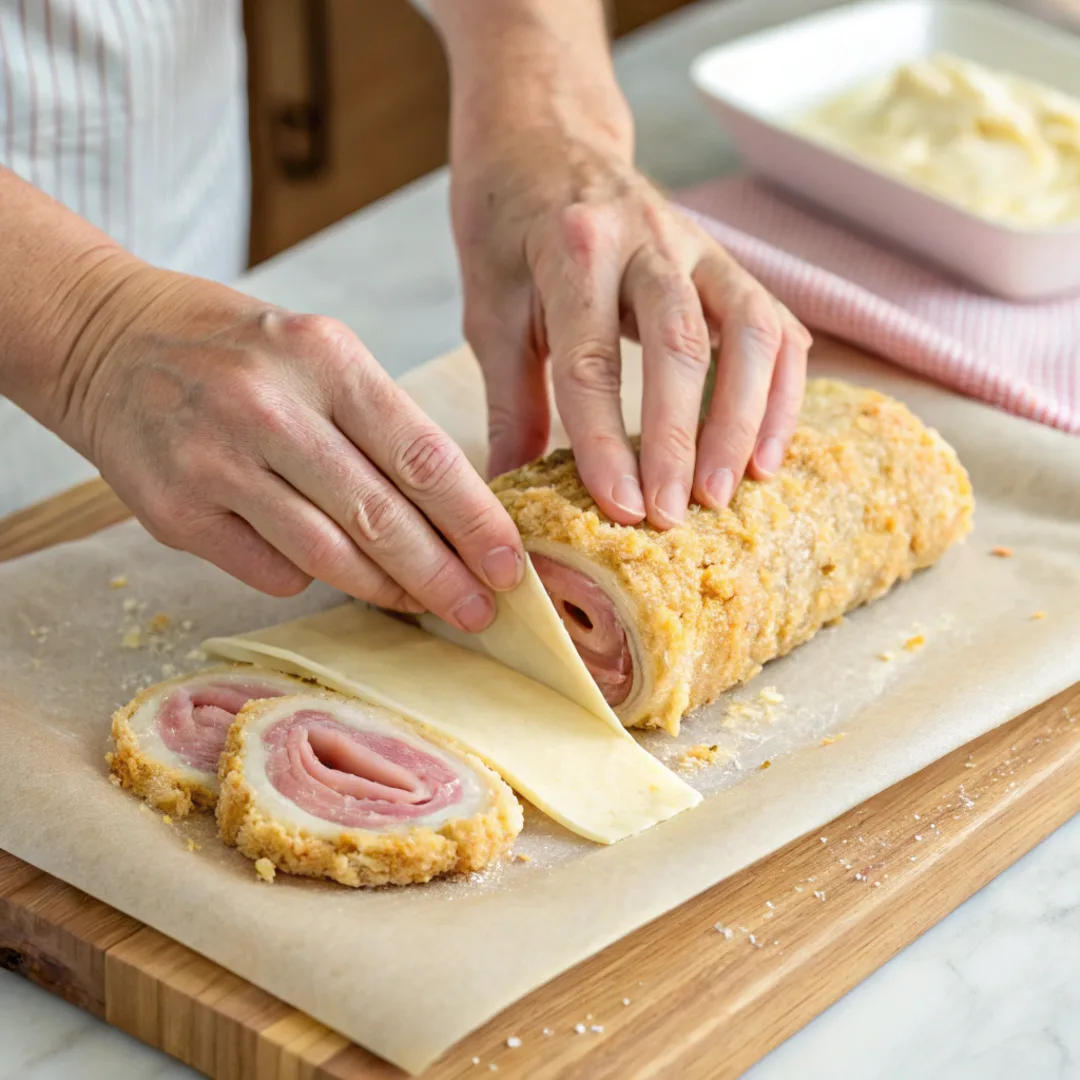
[0,0,249,282]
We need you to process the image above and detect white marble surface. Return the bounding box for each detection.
[3,1,1078,1078]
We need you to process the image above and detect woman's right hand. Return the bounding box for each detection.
[64,265,525,632]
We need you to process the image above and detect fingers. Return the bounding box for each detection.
[537,204,645,525]
[748,313,811,481]
[217,468,423,612]
[464,291,551,478]
[168,509,314,599]
[692,256,788,510]
[623,248,712,528]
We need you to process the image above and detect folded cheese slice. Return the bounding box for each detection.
[204,593,699,845]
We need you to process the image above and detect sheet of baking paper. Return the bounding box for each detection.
[2,339,1080,1074]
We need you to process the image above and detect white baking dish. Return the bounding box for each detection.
[690,0,1080,301]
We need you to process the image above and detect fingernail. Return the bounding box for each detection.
[754,437,785,477]
[452,592,495,633]
[481,545,523,591]
[655,480,688,526]
[611,474,646,517]
[704,468,735,508]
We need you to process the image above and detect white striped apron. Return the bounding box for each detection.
[0,0,250,516]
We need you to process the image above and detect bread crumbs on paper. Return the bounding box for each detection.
[185,838,201,852]
[878,651,894,662]
[122,628,143,649]
[254,858,276,883]
[822,733,846,746]
[759,686,784,705]
[760,760,771,770]
[990,546,1013,558]
[161,814,173,825]
[512,852,532,863]
[506,1036,521,1049]
[1031,611,1046,620]
[122,597,139,613]
[676,744,731,772]
[149,613,171,634]
[903,634,925,652]
[109,575,128,589]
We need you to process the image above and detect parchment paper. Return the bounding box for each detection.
[2,340,1080,1074]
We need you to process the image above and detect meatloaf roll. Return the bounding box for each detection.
[491,379,974,735]
[109,666,312,815]
[217,693,522,887]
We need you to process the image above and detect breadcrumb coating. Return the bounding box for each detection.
[492,379,974,733]
[216,694,523,887]
[109,665,313,816]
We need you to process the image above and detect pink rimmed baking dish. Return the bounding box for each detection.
[689,0,1080,301]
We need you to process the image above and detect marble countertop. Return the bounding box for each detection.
[4,1,1078,1077]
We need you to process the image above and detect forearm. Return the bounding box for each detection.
[0,166,149,452]
[427,0,633,159]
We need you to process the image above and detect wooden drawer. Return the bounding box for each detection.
[244,0,697,265]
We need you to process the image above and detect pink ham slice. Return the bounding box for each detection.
[264,710,462,829]
[159,680,288,773]
[531,553,634,707]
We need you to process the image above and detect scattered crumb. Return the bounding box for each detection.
[472,1058,480,1066]
[574,1023,586,1035]
[819,836,828,844]
[855,873,865,881]
[107,774,121,788]
[714,923,734,939]
[914,813,920,820]
[903,634,925,652]
[149,612,172,634]
[590,1025,604,1033]
[512,853,532,863]
[676,744,732,772]
[542,1028,554,1037]
[186,648,208,663]
[506,1037,521,1049]
[1031,611,1046,621]
[766,900,775,909]
[185,838,201,853]
[161,663,177,678]
[161,814,173,826]
[822,733,846,746]
[814,890,826,902]
[759,686,784,705]
[990,546,1013,558]
[872,881,881,888]
[914,834,923,841]
[109,575,128,589]
[489,1066,498,1073]
[180,619,194,632]
[122,597,139,613]
[254,858,276,883]
[759,760,771,770]
[122,628,143,650]
[878,651,894,662]
[622,998,631,1006]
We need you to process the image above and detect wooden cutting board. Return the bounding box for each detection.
[3,480,1080,1080]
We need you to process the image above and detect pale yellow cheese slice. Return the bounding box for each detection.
[203,576,699,845]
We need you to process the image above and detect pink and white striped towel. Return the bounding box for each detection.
[677,176,1080,433]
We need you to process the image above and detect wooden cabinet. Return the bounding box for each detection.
[243,0,696,265]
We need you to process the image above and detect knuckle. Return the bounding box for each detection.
[351,481,405,546]
[658,304,711,371]
[564,347,621,396]
[655,423,698,463]
[739,292,785,355]
[392,429,463,496]
[557,203,616,264]
[283,313,349,353]
[294,525,354,580]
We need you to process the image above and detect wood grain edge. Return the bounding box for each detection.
[0,479,130,563]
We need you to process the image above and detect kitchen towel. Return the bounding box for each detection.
[678,176,1080,433]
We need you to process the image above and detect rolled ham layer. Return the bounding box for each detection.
[217,694,523,887]
[110,666,310,815]
[492,379,975,734]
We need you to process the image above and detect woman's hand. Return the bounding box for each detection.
[433,0,811,530]
[65,267,525,630]
[452,130,811,530]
